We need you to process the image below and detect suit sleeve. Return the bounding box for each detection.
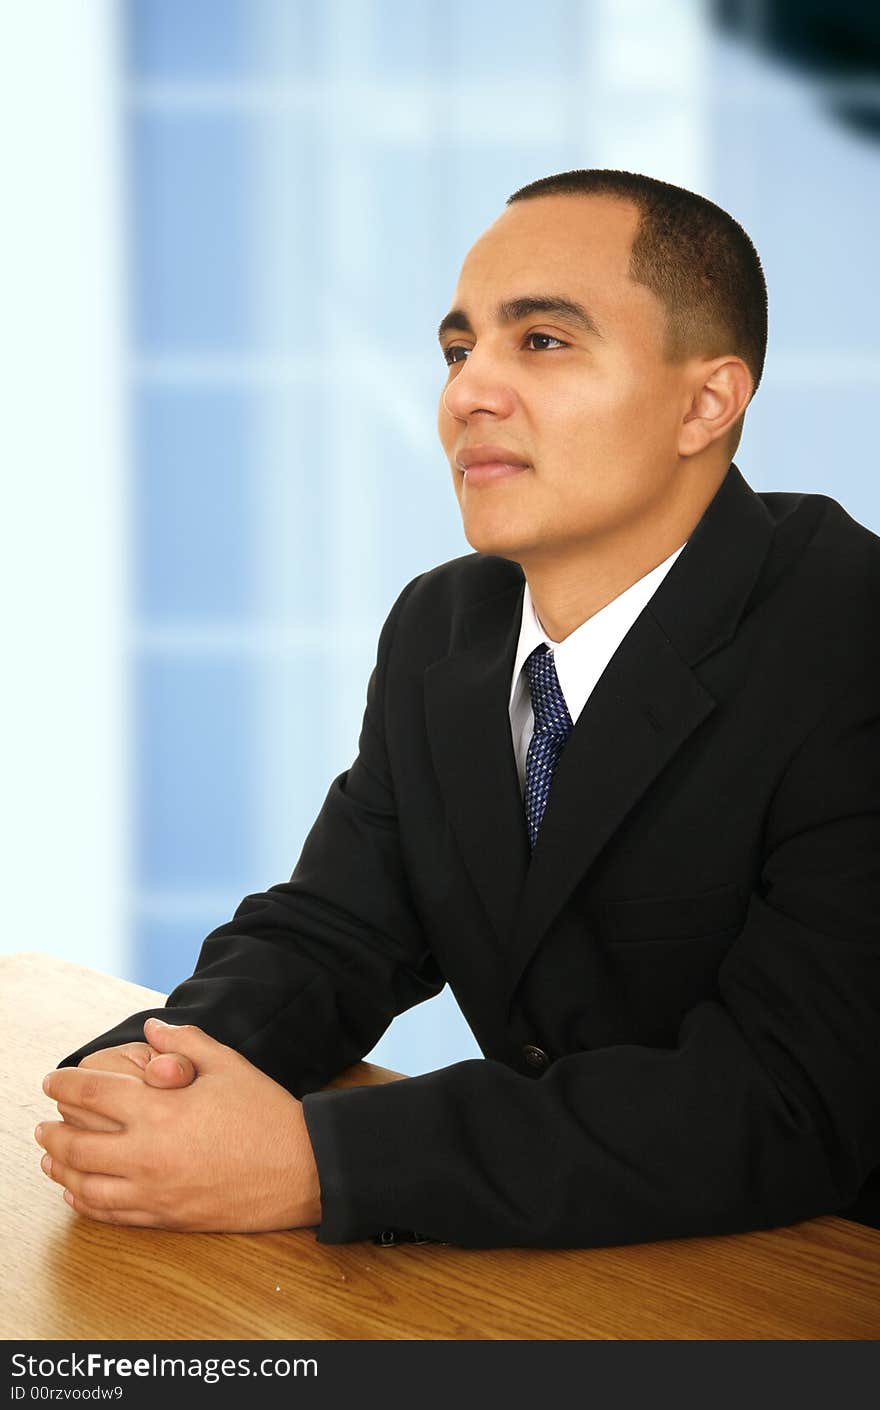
[59,574,445,1094]
[302,656,880,1246]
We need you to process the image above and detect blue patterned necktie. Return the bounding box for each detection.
[523,644,574,851]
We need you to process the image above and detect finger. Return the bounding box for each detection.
[142,1052,197,1088]
[79,1043,158,1075]
[36,1120,130,1178]
[43,1068,145,1124]
[40,1152,135,1211]
[144,1018,233,1072]
[57,1102,122,1133]
[60,1188,163,1228]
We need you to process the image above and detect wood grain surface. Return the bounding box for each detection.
[3,951,879,1341]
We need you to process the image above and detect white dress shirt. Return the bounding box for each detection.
[509,543,688,793]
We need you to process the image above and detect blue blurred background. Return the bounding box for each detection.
[5,0,878,1074]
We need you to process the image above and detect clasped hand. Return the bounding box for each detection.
[35,1018,321,1232]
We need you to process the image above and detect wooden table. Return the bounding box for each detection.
[3,951,879,1341]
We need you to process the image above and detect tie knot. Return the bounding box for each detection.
[525,644,573,738]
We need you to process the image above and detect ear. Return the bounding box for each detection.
[678,357,754,458]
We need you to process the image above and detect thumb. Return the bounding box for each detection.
[143,1017,233,1073]
[142,1050,197,1089]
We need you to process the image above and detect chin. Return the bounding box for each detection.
[461,515,519,557]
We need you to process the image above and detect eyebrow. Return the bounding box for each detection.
[437,294,604,342]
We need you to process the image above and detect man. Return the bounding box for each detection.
[36,170,880,1246]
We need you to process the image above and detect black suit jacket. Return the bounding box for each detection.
[63,462,880,1247]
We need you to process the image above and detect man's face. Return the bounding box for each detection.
[437,194,695,564]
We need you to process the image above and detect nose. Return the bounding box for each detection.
[441,347,516,423]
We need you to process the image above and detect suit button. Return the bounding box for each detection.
[522,1044,550,1073]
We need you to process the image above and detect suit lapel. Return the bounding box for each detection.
[424,576,530,948]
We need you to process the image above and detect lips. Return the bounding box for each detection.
[455,445,531,486]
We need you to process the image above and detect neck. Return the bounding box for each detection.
[521,466,727,642]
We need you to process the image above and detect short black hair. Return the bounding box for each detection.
[507,170,768,450]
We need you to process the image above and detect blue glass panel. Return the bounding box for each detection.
[132,914,215,994]
[254,1,323,81]
[365,150,456,343]
[240,385,333,624]
[135,386,255,621]
[708,43,880,354]
[236,112,324,357]
[248,648,341,875]
[369,0,581,80]
[363,0,451,78]
[742,386,880,531]
[448,0,582,79]
[136,656,256,889]
[131,110,252,353]
[367,989,482,1075]
[127,0,254,81]
[757,155,880,355]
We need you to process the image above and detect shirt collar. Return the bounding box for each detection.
[509,541,688,716]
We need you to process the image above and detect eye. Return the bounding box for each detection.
[442,344,470,366]
[524,332,567,351]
